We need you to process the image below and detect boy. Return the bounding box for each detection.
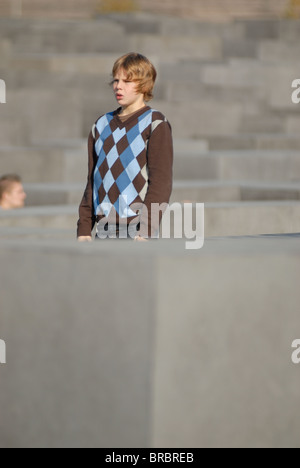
[0,174,26,210]
[77,53,173,242]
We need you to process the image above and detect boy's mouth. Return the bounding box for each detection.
[116,94,124,100]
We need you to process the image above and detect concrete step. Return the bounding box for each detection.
[203,200,300,237]
[0,225,74,240]
[2,145,300,185]
[139,0,289,22]
[163,200,300,237]
[0,1,293,22]
[1,200,300,238]
[24,183,85,206]
[20,179,300,208]
[0,143,87,183]
[206,134,300,151]
[174,150,300,182]
[1,233,300,448]
[0,204,78,230]
[0,89,85,144]
[0,17,128,54]
[171,180,300,203]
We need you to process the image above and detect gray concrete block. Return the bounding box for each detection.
[279,20,300,41]
[152,240,300,447]
[174,138,209,154]
[1,197,299,237]
[217,151,300,182]
[240,182,300,201]
[152,100,243,138]
[4,88,83,143]
[204,201,300,237]
[0,236,300,447]
[174,150,300,183]
[8,53,118,76]
[0,144,87,183]
[255,134,300,151]
[107,12,161,35]
[13,19,128,54]
[0,205,78,230]
[161,80,261,105]
[238,19,280,40]
[240,112,285,134]
[128,34,223,62]
[24,183,85,206]
[207,135,257,151]
[202,60,266,88]
[0,242,155,447]
[0,226,74,241]
[285,116,300,134]
[171,180,300,204]
[0,114,30,146]
[259,41,300,63]
[173,153,220,181]
[222,39,258,58]
[264,66,300,110]
[171,181,241,203]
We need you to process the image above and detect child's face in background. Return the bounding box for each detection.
[113,69,145,111]
[1,182,26,209]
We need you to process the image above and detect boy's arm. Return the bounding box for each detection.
[139,120,174,238]
[77,130,96,238]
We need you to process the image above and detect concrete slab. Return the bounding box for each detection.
[24,183,85,206]
[0,145,87,183]
[204,201,300,236]
[1,198,300,238]
[0,205,78,230]
[128,34,223,62]
[152,100,243,138]
[259,40,300,63]
[207,134,300,151]
[0,235,300,447]
[174,151,300,183]
[171,180,300,203]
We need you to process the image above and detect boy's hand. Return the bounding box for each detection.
[77,236,92,242]
[134,236,148,242]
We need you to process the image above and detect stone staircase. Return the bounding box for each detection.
[1,13,300,237]
[139,0,290,21]
[0,0,295,21]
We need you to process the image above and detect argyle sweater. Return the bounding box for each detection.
[77,106,173,238]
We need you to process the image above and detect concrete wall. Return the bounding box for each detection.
[0,237,300,448]
[0,0,292,21]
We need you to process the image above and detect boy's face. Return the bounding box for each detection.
[113,69,144,110]
[2,182,26,209]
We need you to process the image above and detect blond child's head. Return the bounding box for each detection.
[112,53,157,102]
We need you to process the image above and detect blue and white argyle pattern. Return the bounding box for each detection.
[93,108,159,219]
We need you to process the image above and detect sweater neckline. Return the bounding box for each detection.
[114,106,151,127]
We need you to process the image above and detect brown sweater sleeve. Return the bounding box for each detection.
[77,130,96,237]
[139,120,174,238]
